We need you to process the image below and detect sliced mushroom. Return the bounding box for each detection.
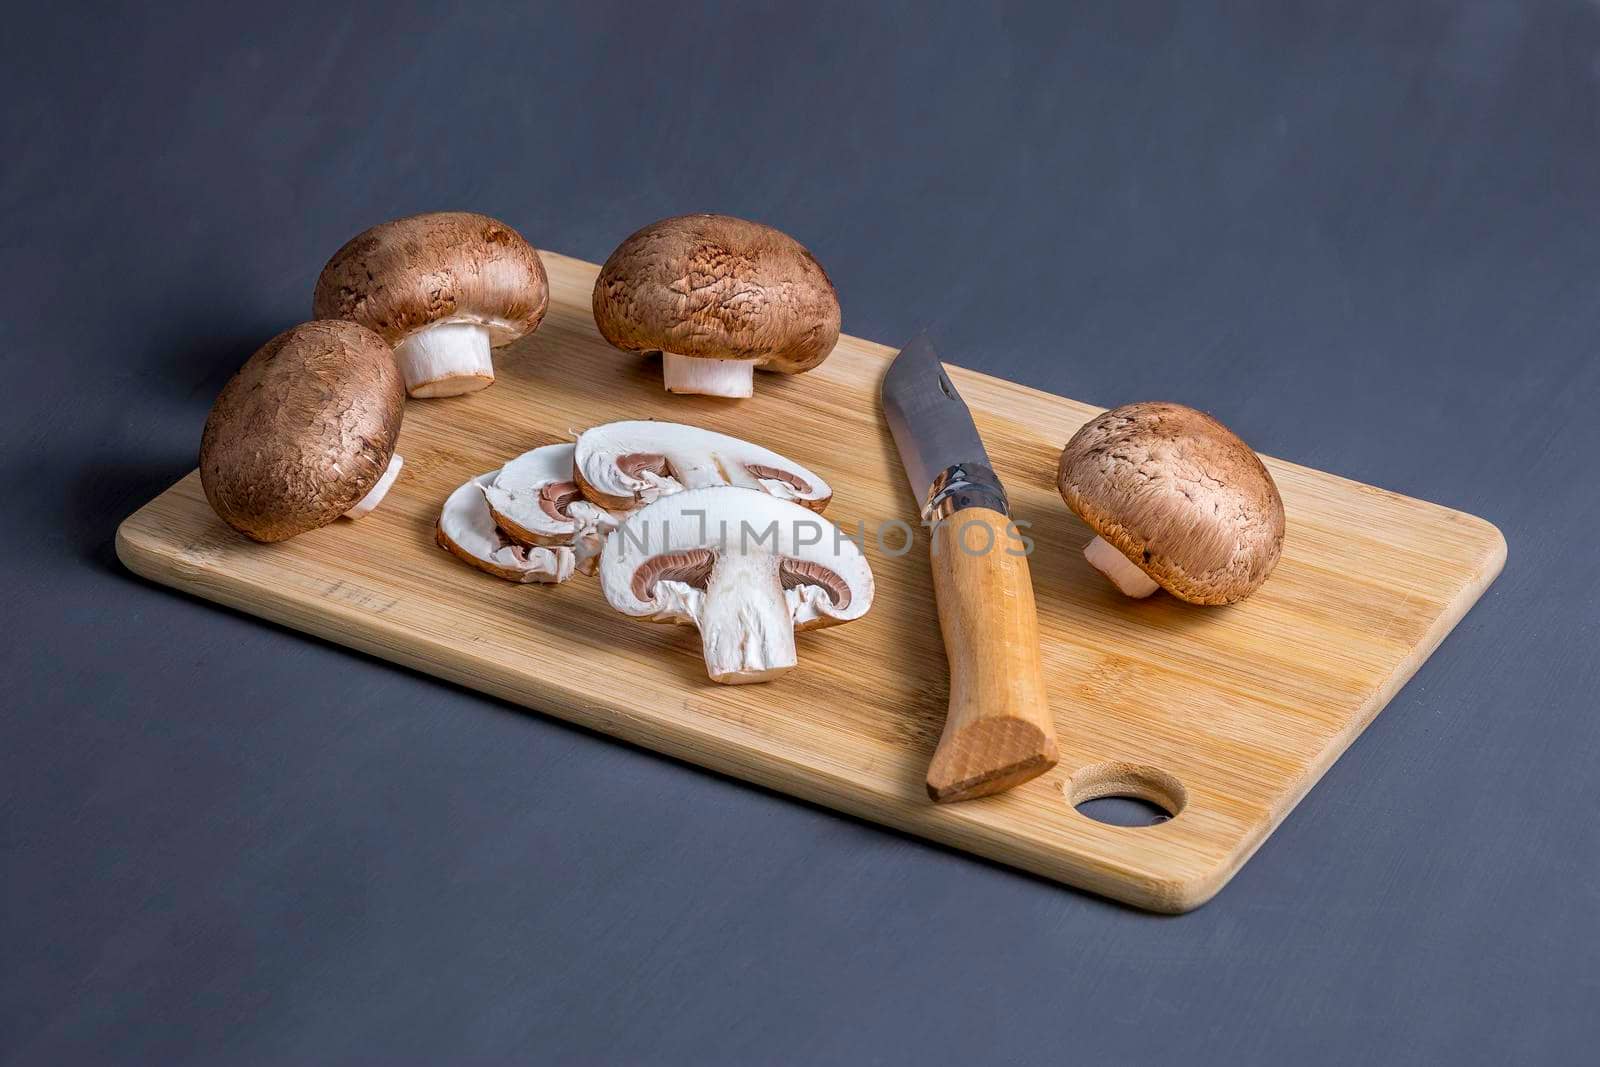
[480,443,622,575]
[573,421,832,513]
[1056,402,1286,605]
[591,214,841,398]
[599,486,873,684]
[200,320,405,542]
[436,472,576,584]
[313,212,549,398]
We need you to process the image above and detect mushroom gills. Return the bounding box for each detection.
[344,454,403,520]
[630,550,787,684]
[599,486,873,685]
[575,421,832,511]
[661,353,756,398]
[1084,535,1159,598]
[397,323,494,398]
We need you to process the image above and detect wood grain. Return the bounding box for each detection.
[114,251,1506,912]
[926,507,1058,802]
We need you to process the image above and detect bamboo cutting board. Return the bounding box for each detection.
[116,252,1505,912]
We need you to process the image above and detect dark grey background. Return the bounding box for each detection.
[3,1,1596,1063]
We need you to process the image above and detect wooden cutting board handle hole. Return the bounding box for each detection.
[1066,763,1187,827]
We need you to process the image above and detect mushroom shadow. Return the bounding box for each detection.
[38,313,292,576]
[65,272,289,416]
[139,314,289,416]
[0,446,191,583]
[72,455,198,576]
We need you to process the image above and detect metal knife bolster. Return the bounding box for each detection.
[923,462,1009,521]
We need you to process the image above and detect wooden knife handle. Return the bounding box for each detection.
[925,507,1059,802]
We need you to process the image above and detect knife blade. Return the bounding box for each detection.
[881,335,1059,802]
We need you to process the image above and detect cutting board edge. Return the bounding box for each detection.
[1189,516,1506,907]
[114,494,1209,912]
[111,253,1511,913]
[113,486,1506,914]
[112,490,1238,914]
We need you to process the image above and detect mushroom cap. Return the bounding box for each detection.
[1056,402,1285,605]
[591,213,840,374]
[313,212,549,348]
[599,486,873,629]
[200,320,405,543]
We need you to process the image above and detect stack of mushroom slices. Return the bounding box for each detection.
[436,452,598,585]
[438,420,875,684]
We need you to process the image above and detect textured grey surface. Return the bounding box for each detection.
[3,2,1596,1063]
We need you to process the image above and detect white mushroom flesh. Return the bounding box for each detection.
[343,453,403,520]
[661,353,757,398]
[481,443,623,575]
[437,472,575,583]
[397,322,494,399]
[698,551,797,683]
[599,486,873,684]
[575,421,831,511]
[1084,535,1160,598]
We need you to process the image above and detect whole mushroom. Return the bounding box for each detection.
[1056,402,1285,605]
[592,214,841,398]
[313,212,549,398]
[200,320,405,542]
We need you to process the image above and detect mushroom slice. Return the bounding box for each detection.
[599,486,873,684]
[200,320,405,542]
[1056,402,1286,605]
[574,421,832,513]
[480,443,622,575]
[314,212,549,398]
[437,472,576,584]
[592,214,840,398]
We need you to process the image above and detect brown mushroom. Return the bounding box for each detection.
[591,214,840,398]
[200,320,405,542]
[313,212,549,398]
[1056,402,1285,604]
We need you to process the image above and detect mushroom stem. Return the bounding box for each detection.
[344,454,403,520]
[661,353,756,398]
[396,323,494,398]
[697,551,796,684]
[1084,535,1160,598]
